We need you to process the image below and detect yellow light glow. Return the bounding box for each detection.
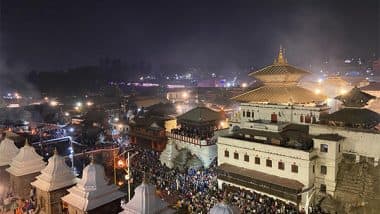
[76,102,82,107]
[86,101,93,106]
[74,106,79,111]
[340,88,347,95]
[314,89,321,94]
[117,159,125,168]
[182,92,189,99]
[241,83,248,88]
[50,101,58,106]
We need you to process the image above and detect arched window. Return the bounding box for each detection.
[224,150,229,157]
[300,114,304,123]
[271,113,278,123]
[247,111,251,117]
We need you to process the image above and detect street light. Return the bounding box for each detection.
[86,101,94,106]
[76,102,82,107]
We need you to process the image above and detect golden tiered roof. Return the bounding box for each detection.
[232,85,326,104]
[233,47,326,104]
[249,46,310,84]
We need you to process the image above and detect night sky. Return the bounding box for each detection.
[0,0,379,71]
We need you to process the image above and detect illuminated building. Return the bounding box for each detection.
[120,176,175,214]
[6,139,46,199]
[61,159,125,214]
[217,47,380,211]
[31,149,78,214]
[161,106,227,169]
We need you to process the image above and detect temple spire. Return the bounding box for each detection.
[276,45,287,64]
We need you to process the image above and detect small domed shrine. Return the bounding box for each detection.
[31,149,78,214]
[61,159,125,214]
[0,136,19,167]
[0,135,19,197]
[120,176,175,214]
[6,139,45,199]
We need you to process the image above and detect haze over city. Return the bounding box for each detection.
[0,1,379,214]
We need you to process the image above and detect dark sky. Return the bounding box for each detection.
[0,0,379,71]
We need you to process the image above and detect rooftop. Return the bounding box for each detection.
[6,140,46,176]
[31,150,78,192]
[320,108,380,128]
[0,137,19,166]
[249,47,310,84]
[231,85,326,104]
[313,134,345,141]
[61,161,125,211]
[335,87,376,107]
[177,106,225,124]
[225,127,313,151]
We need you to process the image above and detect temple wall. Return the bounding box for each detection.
[309,124,380,162]
[239,103,327,125]
[217,136,315,188]
[172,139,217,168]
[0,165,10,197]
[9,172,40,199]
[36,186,72,214]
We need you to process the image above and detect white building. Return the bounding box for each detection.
[0,137,19,167]
[217,48,380,211]
[31,149,79,214]
[6,140,46,199]
[61,159,125,214]
[120,177,175,214]
[160,106,226,169]
[0,137,20,197]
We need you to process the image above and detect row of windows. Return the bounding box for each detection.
[242,111,254,118]
[225,151,299,173]
[225,151,328,175]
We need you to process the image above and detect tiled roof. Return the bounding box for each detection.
[250,64,310,77]
[231,85,326,104]
[218,163,304,191]
[320,108,380,127]
[361,82,380,91]
[335,87,375,107]
[177,106,224,123]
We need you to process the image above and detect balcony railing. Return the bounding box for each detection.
[166,132,216,146]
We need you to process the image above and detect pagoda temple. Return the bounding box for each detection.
[321,87,380,129]
[218,47,380,212]
[120,176,175,214]
[233,47,326,105]
[6,139,46,199]
[61,159,125,214]
[0,135,19,197]
[31,149,78,214]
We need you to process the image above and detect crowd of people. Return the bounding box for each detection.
[124,145,325,214]
[0,189,37,214]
